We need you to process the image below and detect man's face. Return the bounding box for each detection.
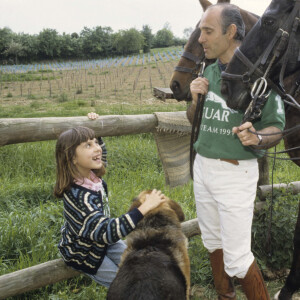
[198,7,231,61]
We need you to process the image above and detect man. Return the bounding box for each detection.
[187,4,285,300]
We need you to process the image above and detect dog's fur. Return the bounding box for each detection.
[106,190,190,300]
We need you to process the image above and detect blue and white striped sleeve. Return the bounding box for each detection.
[97,137,107,167]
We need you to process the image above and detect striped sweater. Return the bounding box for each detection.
[58,183,143,274]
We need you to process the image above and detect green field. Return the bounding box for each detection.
[0,53,299,299]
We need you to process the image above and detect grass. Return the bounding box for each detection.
[0,71,56,82]
[0,97,187,118]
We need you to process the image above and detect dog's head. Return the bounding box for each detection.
[129,190,185,222]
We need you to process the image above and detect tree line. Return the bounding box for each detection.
[0,24,192,65]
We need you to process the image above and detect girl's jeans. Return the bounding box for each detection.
[86,240,126,287]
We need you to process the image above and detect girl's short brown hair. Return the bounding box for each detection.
[54,127,106,197]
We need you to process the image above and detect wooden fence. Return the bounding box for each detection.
[1,113,300,298]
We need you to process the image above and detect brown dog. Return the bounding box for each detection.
[106,190,190,300]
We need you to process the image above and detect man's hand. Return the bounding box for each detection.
[190,77,209,104]
[187,77,209,124]
[232,122,260,146]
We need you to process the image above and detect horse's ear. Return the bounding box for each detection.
[199,0,230,11]
[199,0,212,11]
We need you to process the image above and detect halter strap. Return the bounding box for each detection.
[174,66,198,74]
[174,51,205,76]
[181,51,202,64]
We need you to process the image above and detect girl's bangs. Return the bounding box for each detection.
[75,127,95,144]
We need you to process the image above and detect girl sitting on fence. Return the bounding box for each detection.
[54,118,166,287]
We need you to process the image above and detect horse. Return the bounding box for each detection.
[220,0,300,299]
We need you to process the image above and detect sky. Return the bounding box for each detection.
[0,0,272,38]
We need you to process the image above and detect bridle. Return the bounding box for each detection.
[221,0,300,114]
[174,51,205,79]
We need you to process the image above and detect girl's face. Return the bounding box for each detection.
[73,138,103,179]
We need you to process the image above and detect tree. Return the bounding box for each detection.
[71,32,79,39]
[38,29,60,59]
[141,25,153,53]
[0,27,14,59]
[183,27,194,40]
[80,26,113,58]
[18,33,39,63]
[70,35,83,59]
[173,37,186,47]
[163,22,172,31]
[2,41,24,64]
[58,33,76,59]
[113,28,144,55]
[153,28,174,48]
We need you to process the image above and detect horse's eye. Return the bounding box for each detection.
[263,17,275,27]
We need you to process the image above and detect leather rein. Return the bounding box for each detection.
[174,50,206,178]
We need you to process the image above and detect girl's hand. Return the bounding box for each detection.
[138,189,166,215]
[88,112,99,120]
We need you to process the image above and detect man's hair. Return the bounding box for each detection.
[220,4,245,41]
[207,3,245,41]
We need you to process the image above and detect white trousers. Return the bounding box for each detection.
[193,154,258,278]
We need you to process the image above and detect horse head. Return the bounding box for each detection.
[170,0,258,101]
[170,23,202,101]
[170,0,215,101]
[221,0,300,111]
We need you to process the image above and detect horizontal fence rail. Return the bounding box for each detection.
[0,113,161,146]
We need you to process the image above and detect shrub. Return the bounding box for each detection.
[30,101,39,109]
[252,189,298,270]
[76,88,82,94]
[27,94,37,100]
[58,93,69,103]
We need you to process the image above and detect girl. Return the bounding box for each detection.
[54,126,166,287]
